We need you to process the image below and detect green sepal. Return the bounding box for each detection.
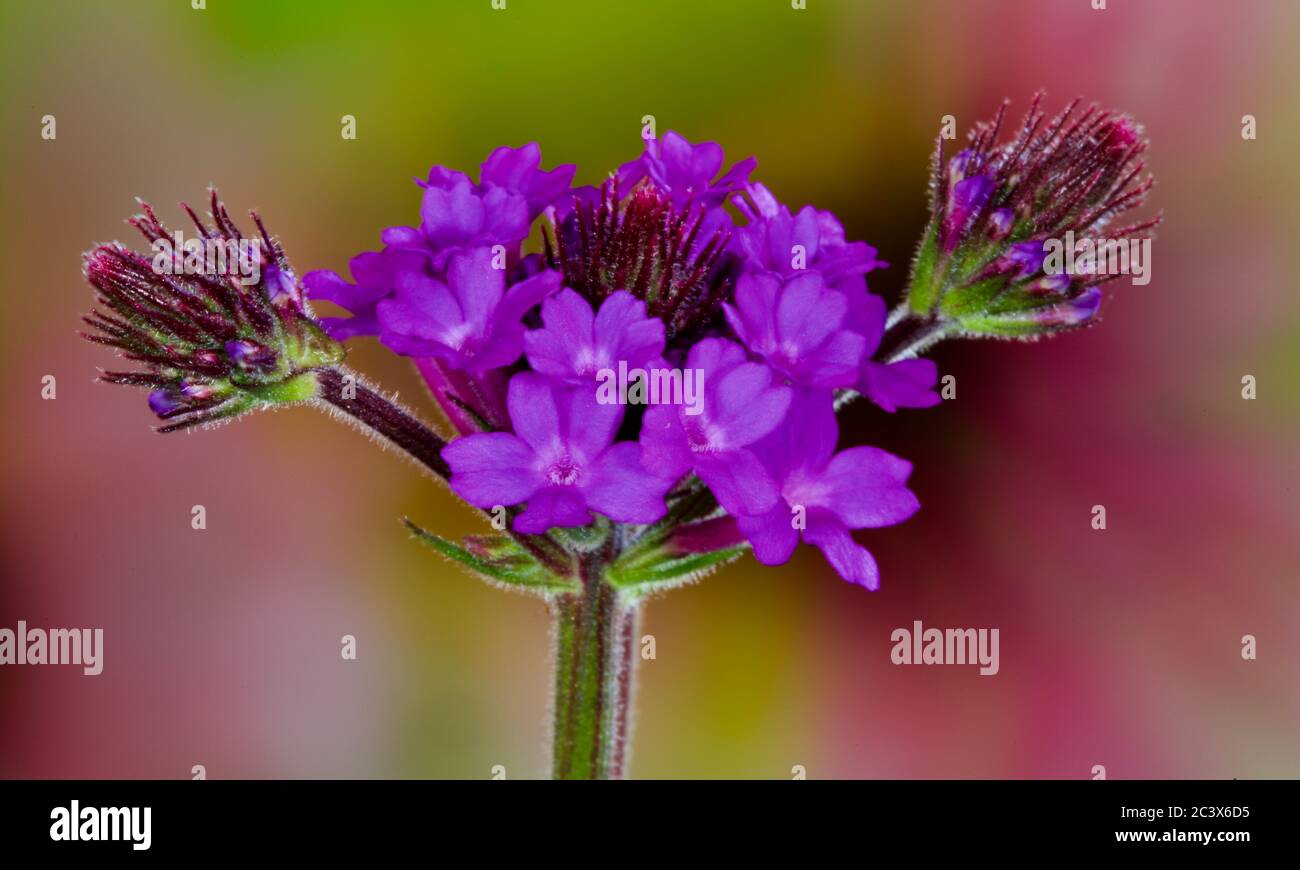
[403,518,579,595]
[906,219,943,315]
[939,275,1008,319]
[607,546,748,594]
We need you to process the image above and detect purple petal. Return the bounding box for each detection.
[712,363,791,447]
[496,269,562,324]
[560,383,622,461]
[447,248,504,330]
[443,432,540,507]
[505,372,562,455]
[749,387,838,479]
[814,446,920,528]
[582,442,670,525]
[638,404,694,482]
[736,504,800,566]
[803,510,880,590]
[593,290,664,368]
[861,358,941,413]
[696,450,780,516]
[421,178,485,248]
[514,486,591,533]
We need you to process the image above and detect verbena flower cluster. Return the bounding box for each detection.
[79,96,1156,781]
[303,134,939,588]
[83,98,1155,594]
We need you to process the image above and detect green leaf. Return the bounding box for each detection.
[403,518,578,594]
[607,546,748,593]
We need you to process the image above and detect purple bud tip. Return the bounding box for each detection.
[989,208,1015,239]
[1006,239,1047,277]
[225,339,274,367]
[264,263,299,306]
[180,381,215,400]
[1036,287,1102,327]
[148,387,182,416]
[1038,272,1072,294]
[943,175,994,251]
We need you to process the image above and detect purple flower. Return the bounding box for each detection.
[616,131,755,211]
[442,373,671,533]
[640,338,791,516]
[384,144,575,270]
[852,292,942,412]
[376,247,561,371]
[302,248,428,340]
[723,272,865,389]
[731,182,883,285]
[524,288,666,386]
[478,143,577,219]
[736,390,920,589]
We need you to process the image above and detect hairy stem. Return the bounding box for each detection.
[550,553,639,780]
[315,366,451,478]
[880,317,951,363]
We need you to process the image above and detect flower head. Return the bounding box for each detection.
[907,95,1159,338]
[82,193,344,431]
[736,390,920,589]
[443,373,671,534]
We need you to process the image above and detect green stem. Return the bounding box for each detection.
[550,554,639,780]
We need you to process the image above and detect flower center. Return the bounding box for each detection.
[546,455,581,486]
[683,418,722,454]
[545,179,736,343]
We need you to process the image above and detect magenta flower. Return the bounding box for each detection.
[736,390,920,589]
[731,182,883,285]
[724,272,866,389]
[382,144,575,271]
[443,373,670,534]
[852,292,942,412]
[477,143,578,219]
[616,131,755,211]
[524,289,665,387]
[302,247,428,340]
[639,338,791,516]
[375,247,561,372]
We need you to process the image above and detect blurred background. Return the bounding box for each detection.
[2,0,1297,779]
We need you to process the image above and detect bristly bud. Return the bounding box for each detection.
[906,95,1160,339]
[82,191,345,431]
[543,178,738,345]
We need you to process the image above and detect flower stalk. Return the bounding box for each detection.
[550,552,639,780]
